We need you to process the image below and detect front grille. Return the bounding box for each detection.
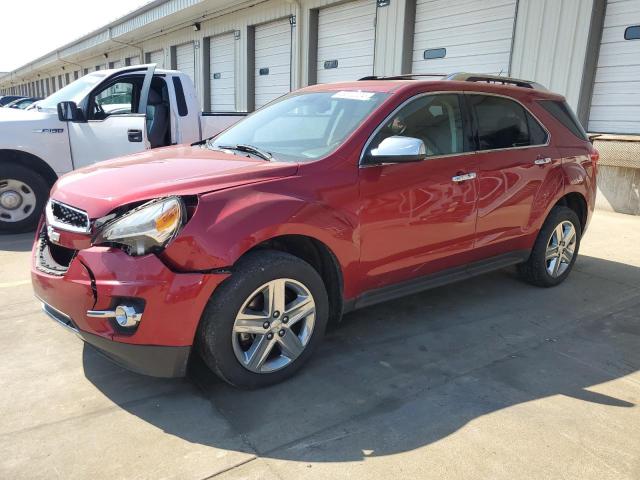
[47,199,90,233]
[35,226,77,276]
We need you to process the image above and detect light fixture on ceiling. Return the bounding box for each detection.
[192,22,201,31]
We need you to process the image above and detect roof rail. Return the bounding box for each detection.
[446,72,548,91]
[358,73,447,81]
[357,72,548,91]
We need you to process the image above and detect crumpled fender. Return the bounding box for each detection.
[161,178,360,296]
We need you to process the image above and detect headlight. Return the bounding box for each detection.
[94,197,185,256]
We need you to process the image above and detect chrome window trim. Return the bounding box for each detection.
[45,199,91,234]
[359,90,550,167]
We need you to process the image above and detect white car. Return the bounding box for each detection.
[0,65,244,232]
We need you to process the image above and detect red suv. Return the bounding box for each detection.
[32,73,598,388]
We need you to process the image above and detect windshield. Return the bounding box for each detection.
[37,73,107,110]
[210,91,389,161]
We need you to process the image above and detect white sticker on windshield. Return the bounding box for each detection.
[332,91,375,101]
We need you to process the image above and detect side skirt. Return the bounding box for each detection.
[349,250,531,312]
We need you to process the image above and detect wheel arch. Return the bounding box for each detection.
[554,192,588,232]
[0,149,58,187]
[238,234,346,326]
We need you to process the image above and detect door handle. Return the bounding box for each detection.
[452,172,477,183]
[534,157,551,165]
[128,129,143,142]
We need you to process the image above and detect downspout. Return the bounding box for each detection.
[286,0,303,89]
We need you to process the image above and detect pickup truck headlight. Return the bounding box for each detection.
[94,197,185,256]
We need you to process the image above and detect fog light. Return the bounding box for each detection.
[87,304,143,328]
[114,305,142,327]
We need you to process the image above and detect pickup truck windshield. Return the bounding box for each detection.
[37,73,107,110]
[210,91,389,161]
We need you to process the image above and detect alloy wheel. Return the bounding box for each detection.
[545,220,577,278]
[232,278,316,373]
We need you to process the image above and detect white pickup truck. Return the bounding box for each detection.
[0,65,244,232]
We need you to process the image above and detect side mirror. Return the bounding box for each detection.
[368,136,427,163]
[57,101,84,122]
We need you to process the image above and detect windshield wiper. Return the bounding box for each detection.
[216,144,272,161]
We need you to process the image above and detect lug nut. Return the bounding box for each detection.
[263,321,270,329]
[282,316,289,324]
[273,311,280,318]
[278,329,285,337]
[267,333,274,340]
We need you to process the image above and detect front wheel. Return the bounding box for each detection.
[197,250,329,389]
[518,206,582,287]
[0,164,50,233]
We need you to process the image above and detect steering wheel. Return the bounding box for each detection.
[93,100,105,119]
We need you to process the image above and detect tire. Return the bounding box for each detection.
[196,250,329,389]
[517,206,582,287]
[0,164,50,234]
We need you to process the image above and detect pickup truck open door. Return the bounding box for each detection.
[66,66,156,169]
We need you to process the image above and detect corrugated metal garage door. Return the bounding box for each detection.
[412,0,517,75]
[316,0,376,83]
[254,18,292,109]
[176,43,195,84]
[126,56,141,66]
[588,0,640,134]
[109,60,122,69]
[210,33,236,111]
[147,50,165,68]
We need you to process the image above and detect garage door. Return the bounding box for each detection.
[412,0,517,75]
[109,60,122,69]
[147,50,165,68]
[126,56,141,66]
[316,0,376,83]
[176,43,195,84]
[210,33,236,111]
[588,0,640,134]
[254,18,292,109]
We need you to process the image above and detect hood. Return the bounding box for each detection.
[50,145,299,218]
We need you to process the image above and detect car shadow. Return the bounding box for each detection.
[0,232,34,252]
[82,254,639,462]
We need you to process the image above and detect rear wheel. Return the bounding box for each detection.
[0,164,49,233]
[197,250,329,389]
[518,206,581,287]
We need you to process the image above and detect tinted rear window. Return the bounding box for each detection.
[468,95,548,150]
[538,100,588,140]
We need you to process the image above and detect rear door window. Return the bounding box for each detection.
[468,95,548,150]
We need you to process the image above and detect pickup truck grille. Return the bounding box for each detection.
[46,199,91,233]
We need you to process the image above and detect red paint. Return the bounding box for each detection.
[32,79,595,355]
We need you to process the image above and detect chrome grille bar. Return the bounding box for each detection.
[45,199,91,233]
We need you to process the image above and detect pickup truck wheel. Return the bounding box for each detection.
[197,250,329,389]
[517,206,582,287]
[0,165,49,233]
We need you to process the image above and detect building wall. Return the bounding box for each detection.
[0,0,604,112]
[510,0,596,113]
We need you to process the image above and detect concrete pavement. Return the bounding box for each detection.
[1,210,639,479]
